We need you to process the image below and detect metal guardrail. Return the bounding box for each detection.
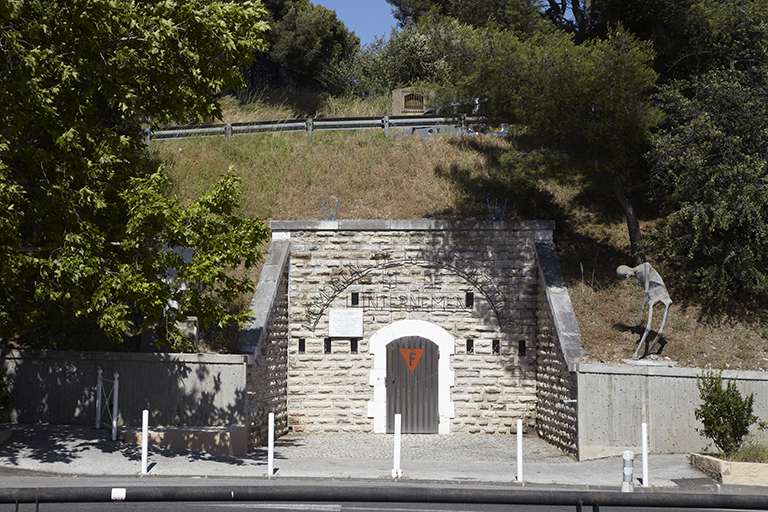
[2,484,767,510]
[145,115,479,143]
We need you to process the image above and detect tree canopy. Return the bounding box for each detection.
[644,3,768,311]
[0,0,271,349]
[260,0,359,81]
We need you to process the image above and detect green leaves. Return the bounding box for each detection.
[695,369,767,455]
[647,64,768,311]
[0,0,271,349]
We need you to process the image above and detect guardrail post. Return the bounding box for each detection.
[143,128,152,146]
[382,116,390,138]
[306,118,314,138]
[225,123,232,143]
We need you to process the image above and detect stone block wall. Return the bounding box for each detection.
[244,258,290,450]
[533,241,581,458]
[275,220,556,435]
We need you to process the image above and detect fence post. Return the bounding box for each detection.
[96,369,103,429]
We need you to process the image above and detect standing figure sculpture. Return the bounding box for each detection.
[616,263,673,358]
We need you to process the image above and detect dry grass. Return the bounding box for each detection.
[156,93,768,366]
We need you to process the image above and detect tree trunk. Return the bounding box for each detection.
[613,180,645,265]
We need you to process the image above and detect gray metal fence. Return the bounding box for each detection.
[145,115,483,143]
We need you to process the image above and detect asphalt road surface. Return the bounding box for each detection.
[1,502,766,512]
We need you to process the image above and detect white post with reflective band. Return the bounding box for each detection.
[622,450,635,492]
[268,412,275,477]
[392,414,402,478]
[642,423,649,486]
[141,409,149,475]
[516,419,523,482]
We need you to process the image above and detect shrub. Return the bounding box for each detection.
[695,369,767,455]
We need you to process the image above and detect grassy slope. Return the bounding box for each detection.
[155,94,768,369]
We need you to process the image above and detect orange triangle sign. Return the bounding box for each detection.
[400,349,425,374]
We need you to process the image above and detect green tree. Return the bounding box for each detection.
[434,22,660,262]
[599,0,768,82]
[261,0,359,80]
[0,0,270,349]
[388,0,594,36]
[646,66,768,311]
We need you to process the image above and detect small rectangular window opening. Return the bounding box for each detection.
[465,292,474,308]
[492,339,500,356]
[466,339,474,355]
[518,339,526,356]
[298,338,306,354]
[350,338,358,354]
[351,292,359,306]
[324,338,332,354]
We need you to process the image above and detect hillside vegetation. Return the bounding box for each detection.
[155,94,768,370]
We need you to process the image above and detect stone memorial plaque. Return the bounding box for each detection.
[329,309,363,337]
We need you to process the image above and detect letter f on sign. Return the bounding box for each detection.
[400,349,424,374]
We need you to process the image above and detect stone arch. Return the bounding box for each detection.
[367,320,454,434]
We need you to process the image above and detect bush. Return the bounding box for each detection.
[695,369,767,455]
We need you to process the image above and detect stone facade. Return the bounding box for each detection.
[272,220,555,435]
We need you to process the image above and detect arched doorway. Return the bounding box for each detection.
[386,336,438,434]
[367,320,454,434]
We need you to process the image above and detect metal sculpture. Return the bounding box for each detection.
[616,262,673,358]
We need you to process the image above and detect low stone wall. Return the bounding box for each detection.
[239,240,291,450]
[533,240,581,458]
[691,453,768,486]
[1,350,247,428]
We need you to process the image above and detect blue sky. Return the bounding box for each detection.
[315,0,399,47]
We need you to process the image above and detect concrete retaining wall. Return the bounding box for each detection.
[1,350,247,427]
[576,363,768,459]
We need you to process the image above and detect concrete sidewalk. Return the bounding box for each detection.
[0,423,718,491]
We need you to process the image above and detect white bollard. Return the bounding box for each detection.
[268,412,275,477]
[141,409,149,475]
[621,450,635,492]
[392,414,402,478]
[642,422,649,487]
[516,419,523,482]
